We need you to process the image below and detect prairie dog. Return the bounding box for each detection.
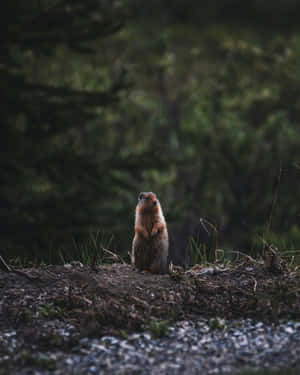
[132,192,168,274]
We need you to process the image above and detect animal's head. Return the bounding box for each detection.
[137,192,159,211]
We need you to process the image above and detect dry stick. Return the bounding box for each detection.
[0,255,11,272]
[251,277,258,293]
[227,250,257,263]
[262,164,282,257]
[0,254,39,281]
[101,247,126,264]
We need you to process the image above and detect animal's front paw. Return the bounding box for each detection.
[150,228,159,237]
[136,225,149,239]
[141,228,150,239]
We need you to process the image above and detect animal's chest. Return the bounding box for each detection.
[140,217,157,235]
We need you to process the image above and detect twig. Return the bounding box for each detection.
[101,247,126,264]
[11,269,40,281]
[0,255,12,272]
[0,254,40,281]
[227,250,257,263]
[251,277,257,293]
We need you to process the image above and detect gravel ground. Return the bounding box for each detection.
[1,263,300,374]
[2,319,300,375]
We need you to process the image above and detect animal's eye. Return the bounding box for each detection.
[138,193,144,200]
[153,201,157,206]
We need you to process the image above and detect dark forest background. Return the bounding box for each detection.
[1,0,300,265]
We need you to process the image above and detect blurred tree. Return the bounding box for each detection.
[0,0,156,259]
[117,4,300,261]
[1,0,300,263]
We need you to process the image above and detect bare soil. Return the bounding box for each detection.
[1,260,300,344]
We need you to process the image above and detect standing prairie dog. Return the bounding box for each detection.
[132,192,169,274]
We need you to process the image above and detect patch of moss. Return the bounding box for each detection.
[39,304,65,319]
[209,317,226,330]
[148,317,170,339]
[21,350,57,371]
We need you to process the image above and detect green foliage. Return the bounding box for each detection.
[1,1,300,263]
[185,218,218,267]
[0,0,160,259]
[185,238,209,268]
[58,231,117,265]
[148,317,170,339]
[209,317,226,330]
[119,329,129,340]
[21,350,57,371]
[39,304,65,319]
[34,356,57,372]
[122,23,300,261]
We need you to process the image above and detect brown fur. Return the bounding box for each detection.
[132,192,169,274]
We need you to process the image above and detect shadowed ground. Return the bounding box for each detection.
[1,261,299,340]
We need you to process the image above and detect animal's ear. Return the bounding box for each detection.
[138,193,144,200]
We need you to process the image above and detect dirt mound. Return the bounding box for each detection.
[1,261,299,340]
